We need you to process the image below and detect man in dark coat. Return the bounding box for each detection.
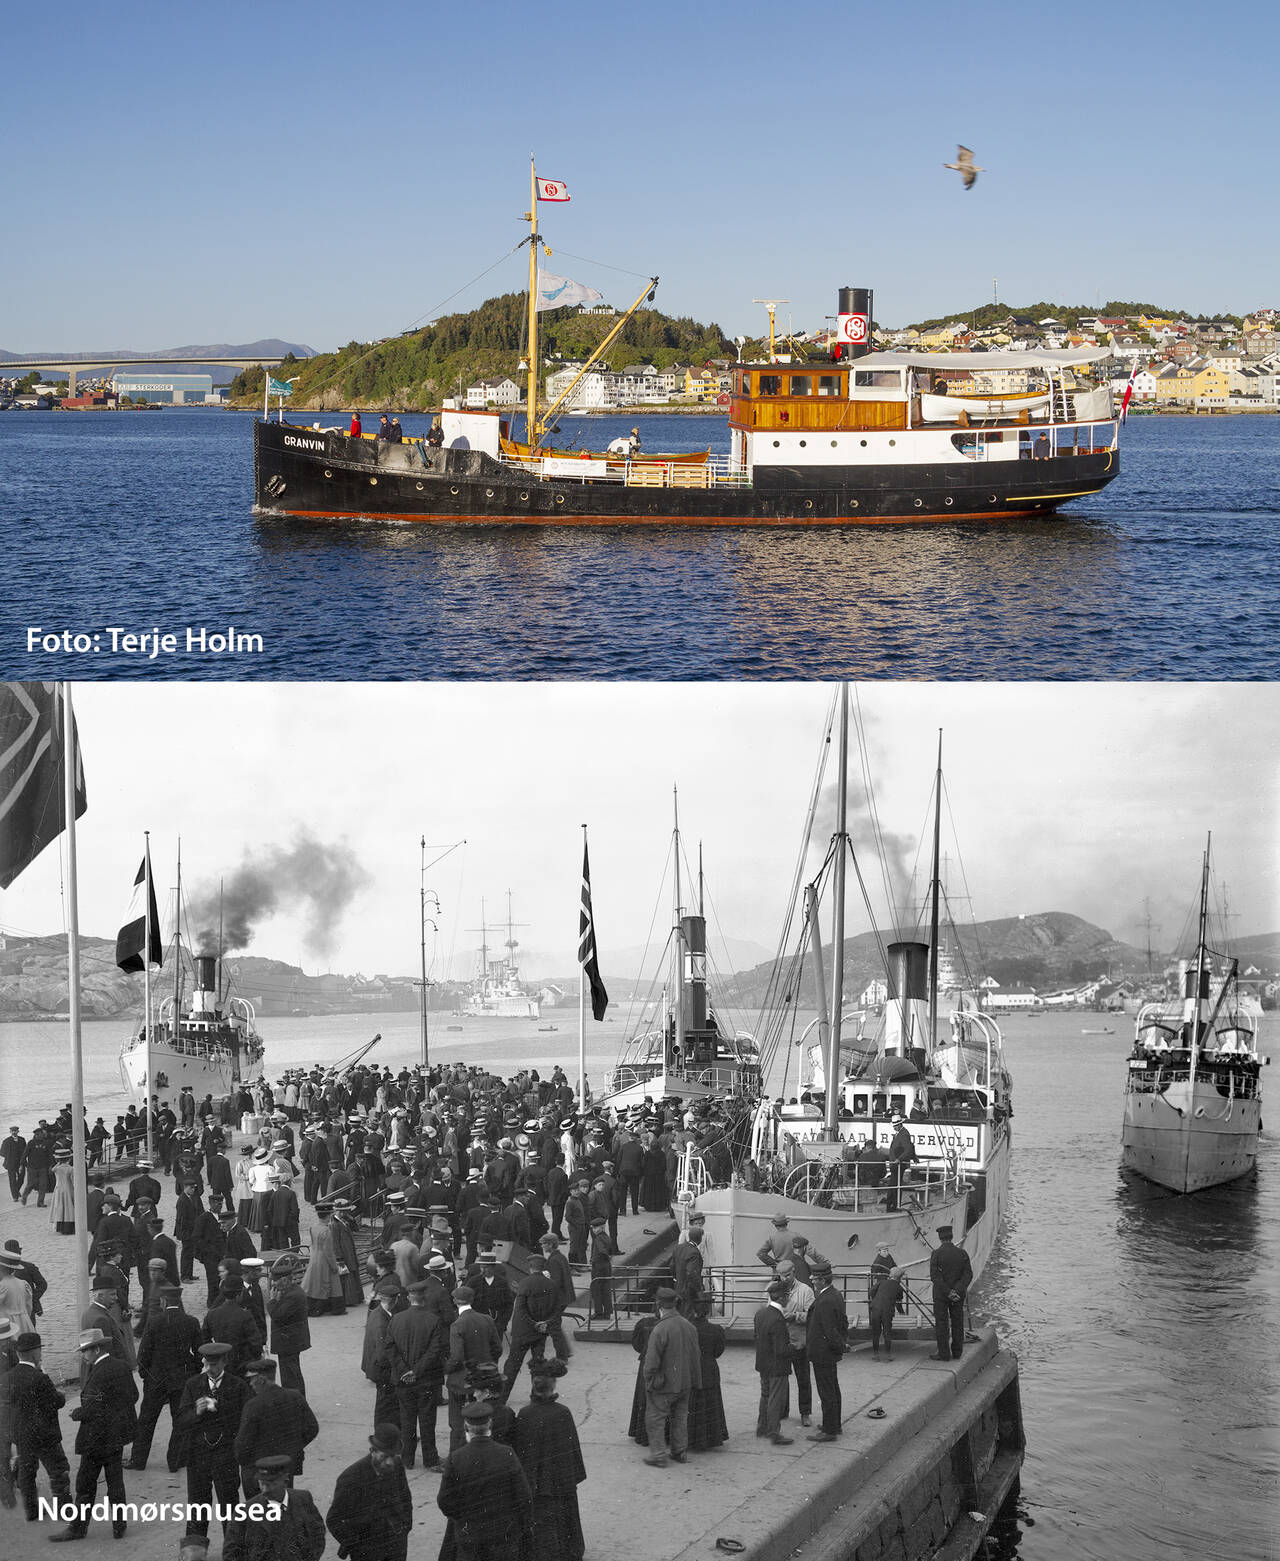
[753,1281,793,1446]
[1,1125,26,1200]
[641,1286,701,1466]
[502,1256,562,1393]
[381,1281,446,1469]
[465,1252,514,1339]
[804,1259,848,1441]
[125,1162,163,1213]
[8,1330,72,1519]
[146,1216,182,1289]
[221,1208,259,1264]
[129,1286,202,1470]
[193,1205,228,1305]
[204,1280,265,1375]
[235,1357,319,1496]
[442,1286,503,1452]
[49,1329,139,1540]
[437,1401,532,1560]
[544,1161,569,1240]
[224,1454,326,1561]
[268,1267,312,1396]
[175,1180,204,1281]
[928,1226,973,1361]
[176,1341,251,1537]
[326,1424,413,1561]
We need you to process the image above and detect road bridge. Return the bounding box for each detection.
[1,355,286,397]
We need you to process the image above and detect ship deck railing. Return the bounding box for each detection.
[1126,1059,1261,1099]
[497,451,751,488]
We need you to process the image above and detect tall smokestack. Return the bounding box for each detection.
[837,285,873,360]
[680,915,708,1033]
[885,941,929,1060]
[193,954,218,1015]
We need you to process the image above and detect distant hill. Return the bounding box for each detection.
[0,339,316,364]
[226,293,733,412]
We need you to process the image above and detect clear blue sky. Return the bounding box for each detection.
[7,0,1275,354]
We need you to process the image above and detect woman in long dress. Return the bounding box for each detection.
[301,1205,346,1316]
[626,1307,660,1443]
[329,1201,365,1306]
[514,1358,585,1561]
[49,1150,77,1234]
[687,1300,729,1450]
[639,1139,668,1213]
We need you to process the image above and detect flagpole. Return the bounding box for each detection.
[578,824,586,1112]
[63,684,90,1324]
[527,155,540,449]
[144,832,153,1162]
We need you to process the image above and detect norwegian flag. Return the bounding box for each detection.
[579,835,608,1021]
[1119,363,1140,424]
[0,682,87,889]
[536,178,570,202]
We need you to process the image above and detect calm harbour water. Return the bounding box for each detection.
[1,1008,1274,1560]
[2,410,1278,679]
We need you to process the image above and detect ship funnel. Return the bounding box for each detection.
[837,285,873,361]
[193,954,218,1016]
[1179,958,1209,1025]
[679,915,708,1032]
[885,941,929,1059]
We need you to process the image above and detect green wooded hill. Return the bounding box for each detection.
[229,293,734,411]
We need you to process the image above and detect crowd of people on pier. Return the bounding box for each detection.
[0,1054,973,1557]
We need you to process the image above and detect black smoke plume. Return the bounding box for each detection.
[189,832,370,962]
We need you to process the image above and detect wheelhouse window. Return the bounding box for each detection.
[738,373,752,397]
[788,375,812,396]
[758,374,782,396]
[853,369,903,389]
[817,374,842,396]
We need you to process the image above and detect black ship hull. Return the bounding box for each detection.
[254,420,1118,526]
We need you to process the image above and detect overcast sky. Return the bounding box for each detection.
[2,683,1275,980]
[7,0,1277,355]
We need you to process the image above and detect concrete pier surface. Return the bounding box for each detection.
[2,1180,1022,1561]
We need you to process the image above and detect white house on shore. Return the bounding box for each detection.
[466,377,521,408]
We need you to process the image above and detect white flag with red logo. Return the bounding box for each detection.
[536,178,570,202]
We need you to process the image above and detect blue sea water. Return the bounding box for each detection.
[2,408,1278,679]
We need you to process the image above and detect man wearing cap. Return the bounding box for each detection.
[175,1179,204,1283]
[223,1453,326,1561]
[755,1212,797,1271]
[671,1225,705,1317]
[641,1286,700,1467]
[774,1258,815,1427]
[886,1116,918,1212]
[363,1281,404,1430]
[1,1124,26,1201]
[176,1342,252,1537]
[235,1357,319,1496]
[565,1177,592,1265]
[222,1206,259,1265]
[928,1227,972,1361]
[204,1279,265,1376]
[753,1281,794,1447]
[503,1255,563,1393]
[49,1329,138,1540]
[7,1330,72,1520]
[125,1161,162,1214]
[267,1263,311,1397]
[79,1280,135,1378]
[805,1260,848,1441]
[443,1284,503,1452]
[130,1286,202,1470]
[327,1424,413,1561]
[382,1280,447,1469]
[437,1402,532,1560]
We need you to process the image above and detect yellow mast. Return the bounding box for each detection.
[526,158,540,446]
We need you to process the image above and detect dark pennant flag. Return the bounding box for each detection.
[579,836,608,1021]
[116,846,164,973]
[0,682,87,890]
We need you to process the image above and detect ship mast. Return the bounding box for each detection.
[672,786,684,1068]
[1188,836,1211,1071]
[825,685,849,1139]
[526,159,542,448]
[927,730,943,1059]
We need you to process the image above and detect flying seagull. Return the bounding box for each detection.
[944,146,984,189]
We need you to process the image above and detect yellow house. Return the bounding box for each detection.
[683,367,720,401]
[1190,365,1230,403]
[1154,364,1195,403]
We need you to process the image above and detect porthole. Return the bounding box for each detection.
[369,477,378,485]
[772,439,781,448]
[989,494,998,503]
[804,499,813,510]
[416,482,424,491]
[450,486,459,495]
[485,488,495,498]
[799,439,807,448]
[324,469,332,478]
[830,440,838,448]
[846,1232,860,1249]
[556,495,565,504]
[860,439,867,447]
[520,492,529,501]
[944,496,953,506]
[850,500,858,509]
[914,498,923,508]
[888,439,896,447]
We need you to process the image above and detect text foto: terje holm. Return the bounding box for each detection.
[27,627,264,658]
